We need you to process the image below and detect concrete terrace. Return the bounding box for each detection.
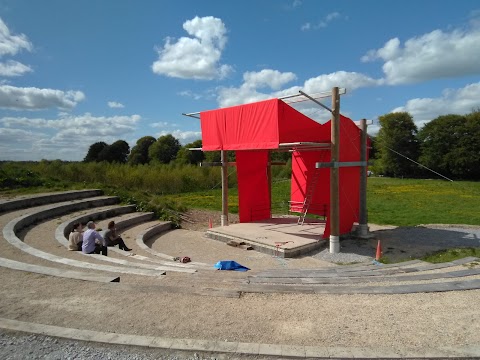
[0,189,479,359]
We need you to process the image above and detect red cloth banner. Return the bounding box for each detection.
[236,150,271,222]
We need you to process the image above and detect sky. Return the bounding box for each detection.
[0,0,479,161]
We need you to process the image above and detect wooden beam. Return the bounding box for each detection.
[330,87,340,253]
[221,150,229,226]
[359,119,368,236]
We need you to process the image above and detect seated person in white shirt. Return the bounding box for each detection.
[82,221,107,255]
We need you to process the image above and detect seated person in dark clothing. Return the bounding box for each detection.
[104,220,132,251]
[82,221,108,256]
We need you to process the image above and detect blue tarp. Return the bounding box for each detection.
[214,260,250,272]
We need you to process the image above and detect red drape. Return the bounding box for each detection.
[200,98,366,238]
[236,150,271,222]
[290,115,365,238]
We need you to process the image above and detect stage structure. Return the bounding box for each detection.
[184,88,369,253]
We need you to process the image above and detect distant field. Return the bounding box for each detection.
[164,177,480,227]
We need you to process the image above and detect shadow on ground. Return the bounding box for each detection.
[310,225,480,264]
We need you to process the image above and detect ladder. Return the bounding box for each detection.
[297,168,321,225]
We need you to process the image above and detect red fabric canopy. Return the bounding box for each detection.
[200,98,327,151]
[200,99,366,237]
[290,115,365,237]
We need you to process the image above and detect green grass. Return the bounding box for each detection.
[421,248,480,263]
[1,161,479,227]
[161,177,480,227]
[367,177,480,226]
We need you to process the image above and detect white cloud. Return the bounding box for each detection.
[217,69,300,107]
[391,82,480,127]
[157,129,202,144]
[178,90,204,100]
[152,16,232,80]
[301,12,344,31]
[243,69,297,90]
[301,23,311,31]
[217,70,381,108]
[292,0,302,8]
[0,18,32,57]
[361,26,480,84]
[0,113,141,160]
[150,121,169,128]
[0,85,85,110]
[108,101,124,108]
[0,60,32,76]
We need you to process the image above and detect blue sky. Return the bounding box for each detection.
[1,0,479,161]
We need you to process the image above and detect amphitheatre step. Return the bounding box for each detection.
[249,267,480,285]
[0,257,119,283]
[0,189,103,213]
[6,196,120,232]
[3,207,167,277]
[57,205,140,239]
[136,225,211,268]
[55,205,138,244]
[239,278,480,295]
[0,317,478,358]
[55,212,197,273]
[252,258,476,278]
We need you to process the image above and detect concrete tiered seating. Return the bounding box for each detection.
[1,190,480,358]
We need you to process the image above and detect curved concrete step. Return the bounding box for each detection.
[253,257,479,278]
[9,196,120,233]
[0,317,478,358]
[239,278,480,294]
[0,257,119,283]
[54,210,196,273]
[0,189,103,213]
[136,225,211,268]
[3,209,166,277]
[249,267,480,284]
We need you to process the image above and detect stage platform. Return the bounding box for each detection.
[206,217,326,258]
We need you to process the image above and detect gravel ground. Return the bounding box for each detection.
[0,330,243,360]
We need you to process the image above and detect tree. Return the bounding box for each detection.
[175,139,205,165]
[376,112,420,177]
[148,134,181,164]
[98,140,130,163]
[128,136,156,165]
[83,142,108,162]
[418,112,480,180]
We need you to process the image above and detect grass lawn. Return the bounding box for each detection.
[164,177,480,227]
[367,177,480,226]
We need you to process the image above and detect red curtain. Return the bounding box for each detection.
[236,150,271,222]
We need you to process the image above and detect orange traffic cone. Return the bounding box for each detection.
[375,239,382,261]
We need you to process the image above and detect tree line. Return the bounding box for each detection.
[84,135,204,165]
[84,134,291,166]
[373,110,480,180]
[83,109,480,181]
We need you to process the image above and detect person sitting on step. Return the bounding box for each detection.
[68,222,83,251]
[104,220,132,251]
[82,221,108,256]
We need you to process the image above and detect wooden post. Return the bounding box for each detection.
[330,87,340,253]
[358,118,369,237]
[221,150,229,226]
